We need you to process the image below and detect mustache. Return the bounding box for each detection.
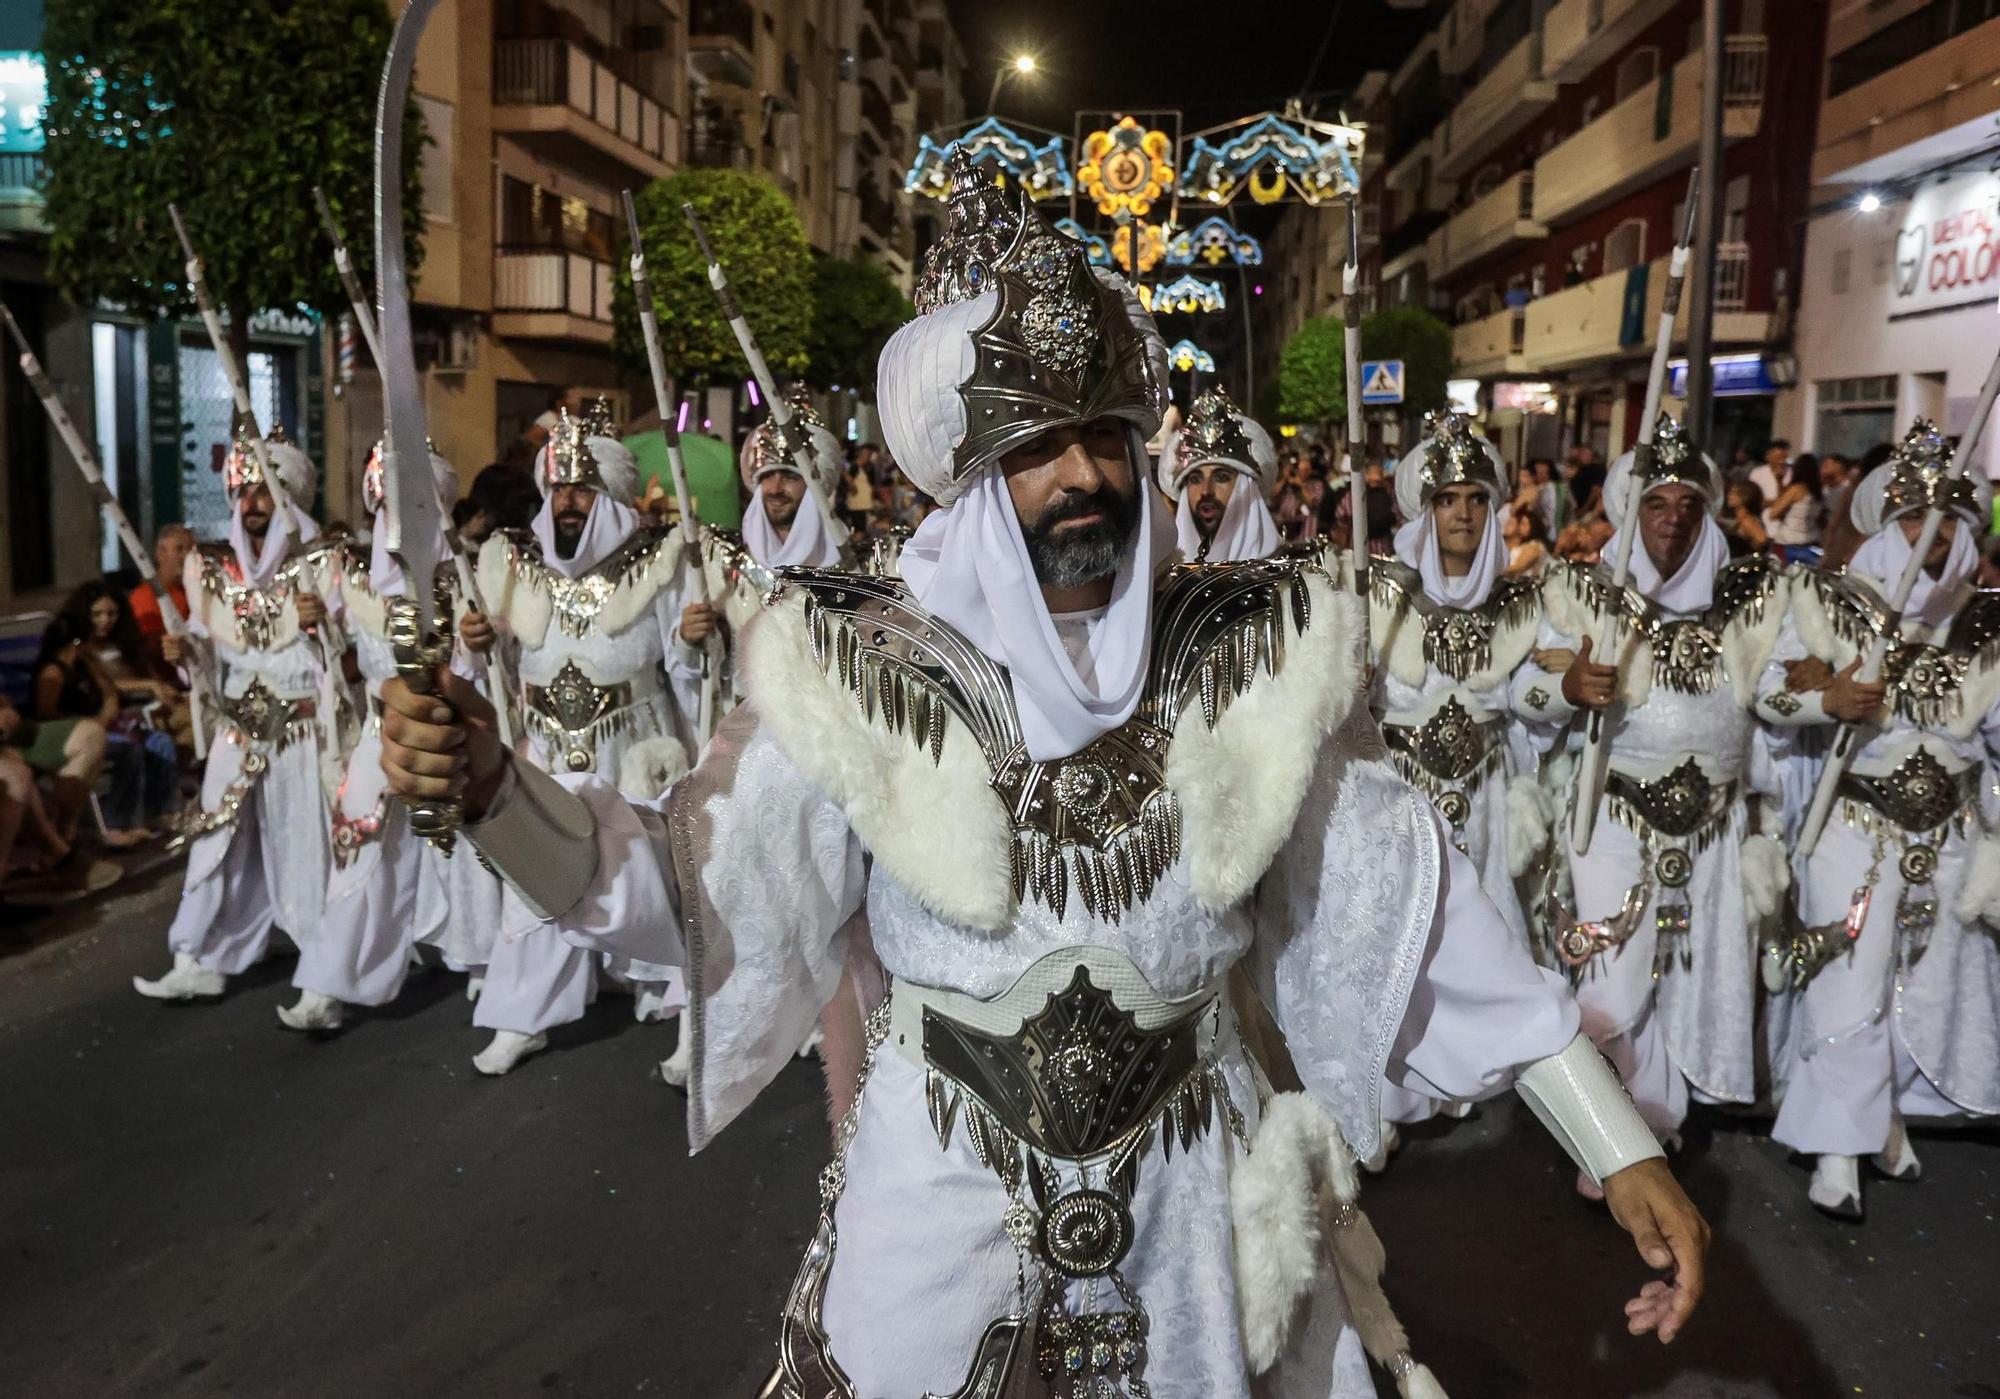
[1035,486,1126,529]
[554,511,589,530]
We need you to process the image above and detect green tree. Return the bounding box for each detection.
[40,0,424,362]
[1362,305,1453,419]
[1276,314,1346,432]
[804,252,911,391]
[615,170,812,388]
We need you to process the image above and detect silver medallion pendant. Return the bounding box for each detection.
[1038,1189,1133,1279]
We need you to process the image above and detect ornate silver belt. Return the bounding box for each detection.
[1605,758,1732,841]
[523,661,637,773]
[223,678,316,745]
[1382,698,1503,835]
[1838,748,1977,835]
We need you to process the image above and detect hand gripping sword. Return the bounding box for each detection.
[374,0,460,852]
[1342,195,1370,635]
[1794,350,2000,857]
[314,184,516,747]
[682,204,846,537]
[623,189,721,741]
[1569,173,1702,857]
[1,301,215,752]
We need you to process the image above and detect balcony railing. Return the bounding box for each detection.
[687,134,754,170]
[1715,242,1750,313]
[494,248,615,324]
[492,39,676,173]
[1523,250,1771,371]
[1453,305,1529,376]
[1532,37,1765,226]
[1435,171,1545,276]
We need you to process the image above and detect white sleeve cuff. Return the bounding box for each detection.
[1514,1033,1665,1185]
[463,758,600,920]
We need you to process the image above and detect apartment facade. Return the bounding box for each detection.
[1333,0,1823,469]
[1774,1,2000,476]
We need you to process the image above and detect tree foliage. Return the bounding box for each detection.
[615,170,812,387]
[1361,305,1453,418]
[40,0,425,344]
[1276,314,1346,429]
[804,252,911,391]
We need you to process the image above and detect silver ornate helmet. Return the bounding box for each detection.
[537,406,640,505]
[362,436,457,518]
[580,394,620,440]
[1393,411,1509,520]
[1156,385,1277,498]
[222,421,317,504]
[876,150,1168,507]
[739,384,843,496]
[1850,417,1991,534]
[1604,413,1724,519]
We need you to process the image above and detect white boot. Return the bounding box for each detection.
[472,1029,547,1076]
[1361,1122,1401,1174]
[657,1015,692,1088]
[633,983,678,1024]
[796,1025,824,1059]
[276,991,345,1032]
[133,951,226,1001]
[465,974,485,1003]
[1808,1153,1864,1221]
[1871,1116,1922,1181]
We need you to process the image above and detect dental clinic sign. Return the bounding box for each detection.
[1892,170,2000,319]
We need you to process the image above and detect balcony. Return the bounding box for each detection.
[688,0,756,88]
[1532,38,1766,227]
[493,40,678,185]
[1437,36,1557,178]
[1521,249,1771,372]
[1542,0,1678,83]
[1441,0,1501,75]
[1434,171,1545,277]
[493,249,615,346]
[1814,13,2000,184]
[0,152,45,235]
[1453,306,1529,378]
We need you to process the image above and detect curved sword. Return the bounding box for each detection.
[375,0,459,851]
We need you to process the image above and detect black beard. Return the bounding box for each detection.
[553,513,588,558]
[1022,484,1139,589]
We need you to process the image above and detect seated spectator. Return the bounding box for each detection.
[1504,502,1552,575]
[0,736,120,909]
[0,688,122,872]
[1723,480,1770,558]
[68,581,191,755]
[128,524,195,673]
[33,609,170,844]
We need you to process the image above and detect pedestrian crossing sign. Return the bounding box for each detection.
[1360,360,1405,405]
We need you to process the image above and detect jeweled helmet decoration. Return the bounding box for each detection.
[1872,418,1984,526]
[362,436,454,517]
[1394,412,1509,519]
[540,408,608,494]
[1157,385,1277,497]
[1604,413,1725,519]
[876,150,1168,507]
[580,395,619,440]
[221,421,316,504]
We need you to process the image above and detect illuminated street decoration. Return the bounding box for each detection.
[1112,220,1165,275]
[905,117,1072,202]
[1179,111,1363,206]
[1053,217,1115,268]
[1167,339,1216,373]
[1152,275,1227,314]
[1166,216,1265,267]
[1078,115,1174,218]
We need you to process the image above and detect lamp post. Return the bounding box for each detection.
[987,53,1036,113]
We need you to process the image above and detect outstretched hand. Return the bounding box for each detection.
[1602,1157,1709,1344]
[380,670,508,821]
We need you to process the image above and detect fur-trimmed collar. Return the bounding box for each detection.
[1543,555,1787,706]
[475,525,681,649]
[1369,560,1542,690]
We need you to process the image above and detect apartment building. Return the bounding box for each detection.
[1775,1,2000,474]
[1337,0,1822,468]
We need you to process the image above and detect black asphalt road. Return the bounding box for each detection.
[3,866,1997,1399]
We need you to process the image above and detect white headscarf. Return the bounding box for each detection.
[1847,523,1980,632]
[531,490,641,580]
[228,498,320,587]
[742,483,846,569]
[1174,474,1281,562]
[1601,517,1732,616]
[899,432,1174,762]
[1392,503,1506,609]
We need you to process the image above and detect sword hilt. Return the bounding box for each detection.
[388,598,462,855]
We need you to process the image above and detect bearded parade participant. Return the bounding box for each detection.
[1757,419,2000,1221]
[1154,384,1281,562]
[455,409,698,1075]
[382,155,1706,1396]
[273,444,501,1032]
[1511,415,1788,1195]
[1368,413,1548,1143]
[135,427,350,1002]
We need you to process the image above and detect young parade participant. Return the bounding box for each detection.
[1757,419,2000,1221]
[135,429,349,1002]
[1511,416,1790,1196]
[381,156,1708,1396]
[1153,384,1282,562]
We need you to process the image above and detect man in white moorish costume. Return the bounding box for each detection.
[1756,419,2000,1221]
[1510,415,1789,1198]
[455,409,698,1075]
[1154,384,1282,563]
[383,155,1708,1397]
[136,428,348,1002]
[274,443,501,1031]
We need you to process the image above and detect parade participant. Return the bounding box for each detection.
[1154,384,1282,562]
[1512,415,1789,1194]
[1757,419,2000,1221]
[135,427,349,1001]
[456,408,697,1075]
[1369,414,1549,1142]
[383,157,1708,1395]
[275,444,501,1032]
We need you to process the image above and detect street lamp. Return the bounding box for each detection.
[987,53,1037,113]
[1857,190,1883,213]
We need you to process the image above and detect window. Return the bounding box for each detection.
[1828,0,2000,98]
[1614,47,1658,103]
[1819,375,1897,406]
[416,95,455,224]
[1603,218,1646,274]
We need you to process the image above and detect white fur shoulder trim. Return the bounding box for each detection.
[478,532,549,647]
[619,734,693,801]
